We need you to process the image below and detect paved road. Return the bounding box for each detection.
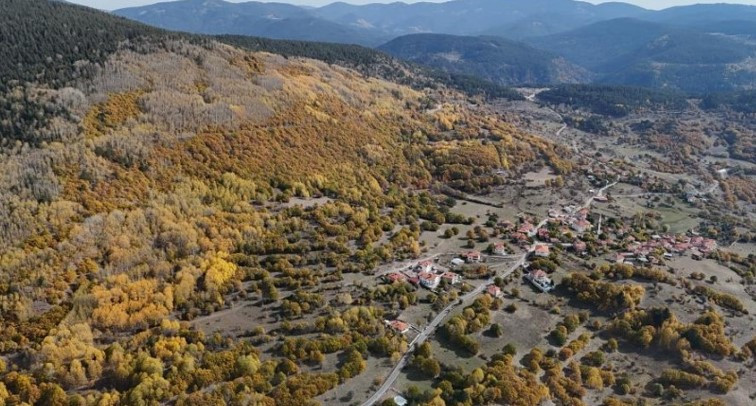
[361,181,619,406]
[360,253,527,406]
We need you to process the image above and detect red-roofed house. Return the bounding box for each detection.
[486,285,503,298]
[673,242,691,253]
[573,240,587,254]
[441,272,462,285]
[493,242,507,255]
[537,228,550,239]
[518,222,535,236]
[533,244,550,258]
[387,320,410,334]
[511,232,528,244]
[464,251,482,263]
[384,272,406,283]
[415,260,434,273]
[701,239,717,252]
[525,269,554,292]
[418,272,440,289]
[571,219,591,234]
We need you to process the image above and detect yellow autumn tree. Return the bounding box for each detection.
[201,252,237,296]
[39,323,105,389]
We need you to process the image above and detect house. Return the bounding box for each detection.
[517,222,535,236]
[571,219,592,234]
[525,270,554,293]
[499,220,515,231]
[415,260,434,273]
[418,272,440,289]
[537,228,550,240]
[441,272,462,285]
[393,396,408,406]
[615,253,625,264]
[533,244,550,258]
[701,239,717,253]
[576,208,590,219]
[407,276,420,286]
[384,272,406,283]
[672,242,691,253]
[511,232,528,244]
[386,320,410,334]
[493,242,507,255]
[594,195,609,203]
[451,258,465,268]
[486,285,503,298]
[464,251,482,263]
[573,240,587,253]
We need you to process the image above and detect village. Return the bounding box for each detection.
[359,172,742,406]
[379,183,719,330]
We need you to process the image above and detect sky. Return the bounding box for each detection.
[68,0,756,11]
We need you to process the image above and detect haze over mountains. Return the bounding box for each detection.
[113,0,756,92]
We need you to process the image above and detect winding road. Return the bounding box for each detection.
[361,180,618,406]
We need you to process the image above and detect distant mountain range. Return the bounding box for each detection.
[114,0,756,92]
[526,18,756,92]
[379,34,593,86]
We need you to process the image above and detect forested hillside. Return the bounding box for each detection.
[218,35,524,99]
[527,18,756,92]
[379,34,592,86]
[0,1,568,404]
[537,85,689,117]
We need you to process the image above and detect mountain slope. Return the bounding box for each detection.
[379,33,592,86]
[114,0,648,43]
[114,0,386,45]
[314,0,645,38]
[527,18,756,92]
[114,0,756,45]
[1,3,572,404]
[643,4,756,26]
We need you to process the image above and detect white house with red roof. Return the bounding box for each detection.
[486,285,503,298]
[518,222,536,236]
[525,269,554,292]
[533,244,550,258]
[415,260,434,273]
[571,219,592,234]
[464,251,482,263]
[418,272,440,289]
[493,242,507,255]
[441,272,462,285]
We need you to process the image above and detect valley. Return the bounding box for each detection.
[0,1,753,406]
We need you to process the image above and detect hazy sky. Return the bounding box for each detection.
[69,0,756,11]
